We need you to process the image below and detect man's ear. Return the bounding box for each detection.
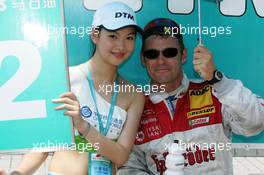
[90,27,99,44]
[181,48,187,64]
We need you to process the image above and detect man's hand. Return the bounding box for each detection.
[193,45,216,81]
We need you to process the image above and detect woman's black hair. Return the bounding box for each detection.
[90,26,103,57]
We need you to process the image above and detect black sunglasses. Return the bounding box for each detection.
[143,48,178,60]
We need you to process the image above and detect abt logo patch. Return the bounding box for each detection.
[189,85,213,109]
[115,12,134,21]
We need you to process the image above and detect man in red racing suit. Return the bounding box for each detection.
[117,18,264,175]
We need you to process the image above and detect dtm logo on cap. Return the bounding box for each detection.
[115,12,134,21]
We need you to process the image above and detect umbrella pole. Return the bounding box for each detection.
[198,0,223,45]
[198,0,202,45]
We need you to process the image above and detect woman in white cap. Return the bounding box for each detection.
[12,2,144,175]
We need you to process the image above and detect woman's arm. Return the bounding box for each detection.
[12,152,48,175]
[53,91,145,165]
[86,92,145,165]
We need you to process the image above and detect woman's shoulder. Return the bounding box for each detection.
[69,64,86,84]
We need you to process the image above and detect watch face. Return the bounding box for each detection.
[215,71,223,80]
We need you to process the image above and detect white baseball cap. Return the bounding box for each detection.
[92,1,142,33]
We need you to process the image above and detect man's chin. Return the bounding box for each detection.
[154,78,171,85]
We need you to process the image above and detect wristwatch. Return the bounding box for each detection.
[208,70,223,84]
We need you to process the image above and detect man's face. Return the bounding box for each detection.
[142,35,186,85]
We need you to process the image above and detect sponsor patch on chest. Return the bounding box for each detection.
[187,106,215,119]
[188,116,210,126]
[189,85,213,109]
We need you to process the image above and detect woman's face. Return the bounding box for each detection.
[93,27,136,66]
